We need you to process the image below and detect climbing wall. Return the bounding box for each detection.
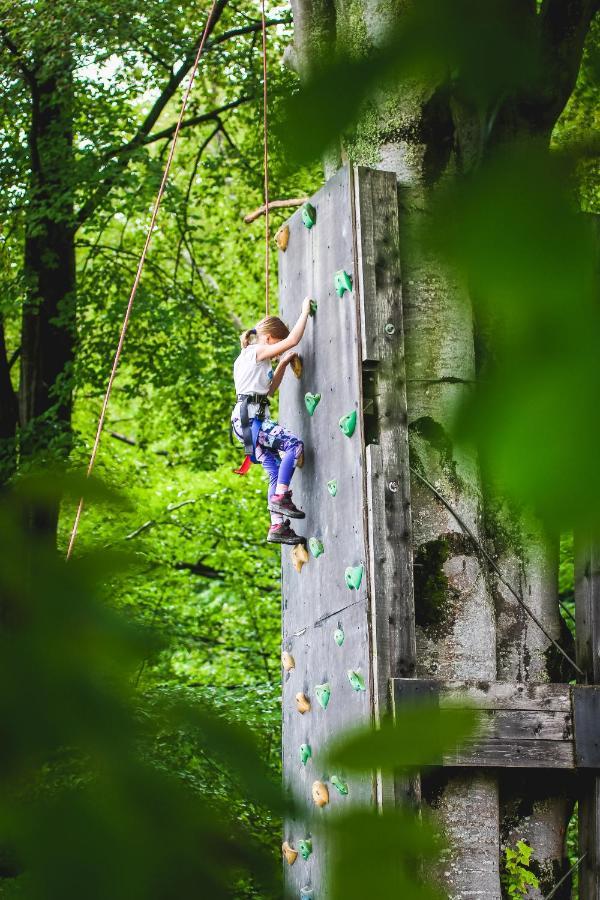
[278,166,415,898]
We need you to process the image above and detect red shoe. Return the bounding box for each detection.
[267,520,306,545]
[268,491,305,519]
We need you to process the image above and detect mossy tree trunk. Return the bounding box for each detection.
[287,1,598,896]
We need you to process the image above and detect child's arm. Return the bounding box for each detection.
[268,350,296,396]
[256,297,312,361]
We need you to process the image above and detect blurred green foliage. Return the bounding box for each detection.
[0,476,282,899]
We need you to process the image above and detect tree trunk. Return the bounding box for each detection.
[286,2,589,896]
[0,318,18,483]
[20,57,76,538]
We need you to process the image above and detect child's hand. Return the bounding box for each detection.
[281,350,297,366]
[301,297,313,317]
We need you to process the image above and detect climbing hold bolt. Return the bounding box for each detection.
[330,775,349,796]
[305,393,321,416]
[300,743,312,765]
[298,839,313,861]
[282,842,298,865]
[347,669,366,692]
[309,300,318,316]
[312,780,329,807]
[339,410,357,438]
[290,354,303,379]
[309,537,324,558]
[296,692,311,714]
[388,480,399,493]
[300,887,314,900]
[301,202,316,229]
[275,224,290,252]
[345,564,364,591]
[282,651,295,672]
[334,626,345,647]
[334,270,353,297]
[292,543,310,573]
[315,682,331,710]
[327,479,338,497]
[384,322,395,336]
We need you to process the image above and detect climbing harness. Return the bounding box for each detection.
[232,393,269,475]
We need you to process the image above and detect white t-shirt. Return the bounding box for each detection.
[232,345,272,419]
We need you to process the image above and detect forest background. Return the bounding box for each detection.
[1,0,600,897]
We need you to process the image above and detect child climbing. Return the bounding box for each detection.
[231,298,312,544]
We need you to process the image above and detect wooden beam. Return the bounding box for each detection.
[392,679,600,770]
[243,197,308,224]
[576,541,600,899]
[352,166,415,809]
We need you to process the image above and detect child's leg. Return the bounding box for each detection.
[255,424,306,537]
[254,443,283,524]
[259,423,304,494]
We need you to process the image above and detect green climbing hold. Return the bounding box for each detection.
[300,887,314,900]
[345,564,364,591]
[298,839,313,861]
[305,392,321,416]
[327,479,337,497]
[309,300,317,317]
[334,269,353,297]
[334,626,345,647]
[300,743,312,766]
[347,669,366,692]
[301,202,316,229]
[315,682,331,710]
[330,775,349,796]
[309,537,324,558]
[339,410,357,438]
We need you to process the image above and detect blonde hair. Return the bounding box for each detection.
[240,316,289,349]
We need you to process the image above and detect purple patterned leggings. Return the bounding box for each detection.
[231,414,304,505]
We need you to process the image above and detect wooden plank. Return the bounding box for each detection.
[576,541,600,899]
[354,166,415,691]
[353,166,415,811]
[442,740,575,770]
[393,677,572,711]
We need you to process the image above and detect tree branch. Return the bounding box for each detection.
[135,95,251,150]
[75,96,250,230]
[0,29,38,92]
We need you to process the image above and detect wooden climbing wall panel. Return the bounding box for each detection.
[278,166,414,898]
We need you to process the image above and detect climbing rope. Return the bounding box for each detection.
[260,0,270,316]
[66,0,220,560]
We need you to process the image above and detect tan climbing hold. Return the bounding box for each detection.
[296,449,304,469]
[312,780,329,807]
[296,692,311,714]
[275,224,290,252]
[282,651,295,671]
[290,353,303,379]
[282,841,298,865]
[292,543,309,573]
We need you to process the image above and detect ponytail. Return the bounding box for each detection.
[240,317,289,348]
[240,328,257,349]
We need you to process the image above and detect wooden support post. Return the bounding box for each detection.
[576,541,600,899]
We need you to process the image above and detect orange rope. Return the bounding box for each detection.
[261,0,270,316]
[66,0,220,560]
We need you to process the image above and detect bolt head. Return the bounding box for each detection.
[388,480,399,493]
[384,322,395,335]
